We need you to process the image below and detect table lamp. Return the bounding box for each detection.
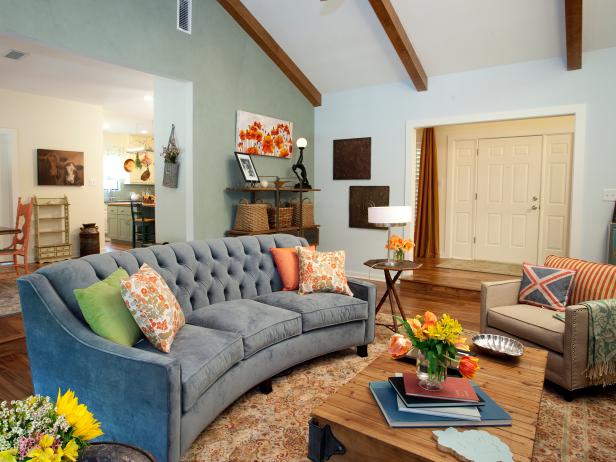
[368,206,412,266]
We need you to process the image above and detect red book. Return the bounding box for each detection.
[403,373,479,403]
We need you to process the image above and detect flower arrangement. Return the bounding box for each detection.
[162,124,180,164]
[385,235,414,263]
[388,311,480,390]
[0,390,103,462]
[237,120,292,157]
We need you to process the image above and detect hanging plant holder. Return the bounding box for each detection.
[162,124,180,188]
[163,162,179,188]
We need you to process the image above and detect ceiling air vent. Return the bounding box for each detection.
[4,50,27,60]
[177,0,192,34]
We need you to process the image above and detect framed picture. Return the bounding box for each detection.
[349,186,390,229]
[333,137,371,180]
[236,110,293,158]
[37,149,84,186]
[234,152,260,183]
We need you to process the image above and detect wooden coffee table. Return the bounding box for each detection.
[309,348,547,462]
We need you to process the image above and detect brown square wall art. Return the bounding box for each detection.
[349,186,389,229]
[333,137,371,179]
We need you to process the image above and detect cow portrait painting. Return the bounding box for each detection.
[37,149,84,186]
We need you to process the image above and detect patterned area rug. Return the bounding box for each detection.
[0,278,20,317]
[436,259,522,277]
[184,314,616,462]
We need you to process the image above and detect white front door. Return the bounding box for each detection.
[474,136,542,264]
[538,134,573,263]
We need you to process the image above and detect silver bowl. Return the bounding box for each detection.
[472,334,524,357]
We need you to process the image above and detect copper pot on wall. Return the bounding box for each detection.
[80,223,100,257]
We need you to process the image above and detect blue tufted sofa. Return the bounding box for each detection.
[17,234,376,462]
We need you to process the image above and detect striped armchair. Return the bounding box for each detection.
[481,256,616,395]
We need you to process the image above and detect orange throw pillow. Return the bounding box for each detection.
[271,246,316,291]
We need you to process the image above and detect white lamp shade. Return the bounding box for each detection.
[368,206,412,225]
[296,137,308,148]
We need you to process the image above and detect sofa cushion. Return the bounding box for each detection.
[134,324,243,412]
[487,304,565,353]
[253,292,368,332]
[186,300,301,358]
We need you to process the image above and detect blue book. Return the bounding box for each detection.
[369,381,511,428]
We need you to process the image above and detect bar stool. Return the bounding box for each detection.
[130,201,155,248]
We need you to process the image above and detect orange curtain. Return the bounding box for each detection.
[414,127,439,258]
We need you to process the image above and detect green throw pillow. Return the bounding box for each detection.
[74,268,142,346]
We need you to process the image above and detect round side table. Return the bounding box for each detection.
[364,259,422,332]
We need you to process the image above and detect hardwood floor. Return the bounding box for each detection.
[0,253,507,402]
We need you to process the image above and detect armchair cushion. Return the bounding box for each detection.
[545,255,616,304]
[253,291,368,332]
[518,263,576,311]
[134,324,243,412]
[186,300,301,358]
[487,304,565,353]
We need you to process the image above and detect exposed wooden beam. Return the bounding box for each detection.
[217,0,321,106]
[565,0,583,70]
[368,0,427,91]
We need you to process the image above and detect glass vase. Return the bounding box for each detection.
[415,350,447,391]
[394,250,405,263]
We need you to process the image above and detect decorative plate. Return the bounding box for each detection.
[472,334,524,357]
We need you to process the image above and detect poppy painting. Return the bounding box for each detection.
[37,149,84,186]
[236,111,293,158]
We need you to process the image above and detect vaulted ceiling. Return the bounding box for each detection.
[240,0,616,94]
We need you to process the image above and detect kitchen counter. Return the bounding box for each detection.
[106,202,156,207]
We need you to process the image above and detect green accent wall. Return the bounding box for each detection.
[0,0,314,239]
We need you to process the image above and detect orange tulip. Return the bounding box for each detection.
[423,311,437,329]
[388,334,412,359]
[459,355,480,379]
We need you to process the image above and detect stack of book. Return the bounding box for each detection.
[369,373,511,428]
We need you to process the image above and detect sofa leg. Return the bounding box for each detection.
[356,345,368,358]
[563,389,577,402]
[257,378,273,394]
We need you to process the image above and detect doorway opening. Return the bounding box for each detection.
[410,113,578,270]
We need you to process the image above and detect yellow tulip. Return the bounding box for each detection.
[56,389,103,441]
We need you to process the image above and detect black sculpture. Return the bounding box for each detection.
[292,138,312,189]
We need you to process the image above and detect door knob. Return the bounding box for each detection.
[531,205,539,210]
[532,196,539,201]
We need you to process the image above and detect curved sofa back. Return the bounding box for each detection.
[32,234,307,321]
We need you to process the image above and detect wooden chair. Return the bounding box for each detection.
[130,201,155,248]
[0,197,33,274]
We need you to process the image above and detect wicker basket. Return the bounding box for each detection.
[233,199,269,232]
[267,205,294,229]
[291,198,315,228]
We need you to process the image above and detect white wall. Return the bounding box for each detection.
[154,77,193,243]
[315,47,616,276]
[0,88,104,259]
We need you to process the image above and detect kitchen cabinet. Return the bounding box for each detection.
[107,205,132,242]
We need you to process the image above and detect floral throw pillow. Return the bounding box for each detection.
[120,263,185,352]
[297,247,353,296]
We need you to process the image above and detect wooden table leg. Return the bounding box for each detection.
[384,270,398,332]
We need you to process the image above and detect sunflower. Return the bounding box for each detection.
[55,389,103,442]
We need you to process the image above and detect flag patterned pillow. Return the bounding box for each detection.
[120,263,185,352]
[544,255,616,305]
[518,263,576,311]
[297,247,353,296]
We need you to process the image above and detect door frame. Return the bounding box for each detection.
[0,128,19,224]
[405,105,586,259]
